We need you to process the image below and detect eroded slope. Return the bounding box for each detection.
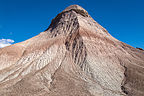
[0,5,144,96]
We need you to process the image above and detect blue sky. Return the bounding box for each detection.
[0,0,144,48]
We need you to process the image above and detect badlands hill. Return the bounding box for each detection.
[0,5,144,96]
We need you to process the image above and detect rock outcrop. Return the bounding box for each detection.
[0,5,144,96]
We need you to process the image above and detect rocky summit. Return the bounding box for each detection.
[0,5,144,96]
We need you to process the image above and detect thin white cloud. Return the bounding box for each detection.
[0,39,14,48]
